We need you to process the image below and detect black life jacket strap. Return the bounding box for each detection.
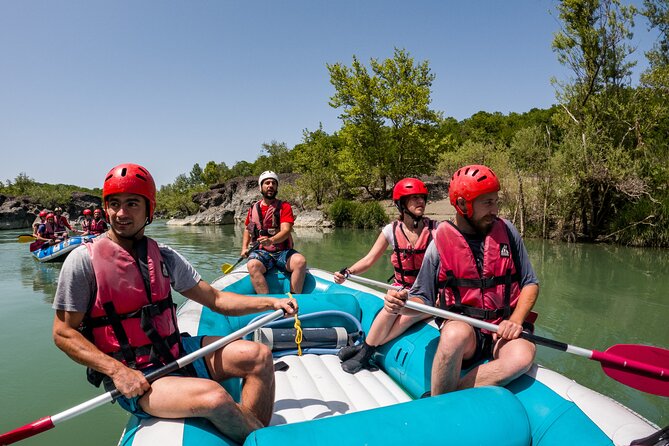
[85,299,174,328]
[136,238,178,365]
[445,304,508,321]
[437,273,521,290]
[391,221,407,286]
[101,301,137,367]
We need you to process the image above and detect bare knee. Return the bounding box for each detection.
[288,254,306,272]
[439,321,474,347]
[247,260,265,276]
[235,342,273,376]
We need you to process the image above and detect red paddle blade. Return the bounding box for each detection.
[599,344,669,397]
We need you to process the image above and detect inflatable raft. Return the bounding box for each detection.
[118,268,661,446]
[31,235,97,262]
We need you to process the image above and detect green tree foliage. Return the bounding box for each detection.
[254,141,294,175]
[551,0,650,241]
[0,173,101,209]
[328,48,442,197]
[292,126,344,205]
[202,161,230,186]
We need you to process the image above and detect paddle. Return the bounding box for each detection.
[0,309,285,445]
[344,273,669,397]
[221,241,260,274]
[17,234,36,243]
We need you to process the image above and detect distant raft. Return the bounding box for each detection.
[118,267,661,446]
[31,234,98,263]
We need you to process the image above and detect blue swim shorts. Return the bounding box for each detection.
[248,248,298,273]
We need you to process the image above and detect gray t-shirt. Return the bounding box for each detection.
[52,242,201,313]
[409,219,538,306]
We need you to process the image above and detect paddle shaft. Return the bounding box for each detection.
[346,273,669,380]
[0,309,284,445]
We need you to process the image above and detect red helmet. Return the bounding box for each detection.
[39,210,48,218]
[93,208,102,215]
[83,209,92,216]
[449,164,500,217]
[393,178,428,202]
[46,213,55,221]
[102,163,156,222]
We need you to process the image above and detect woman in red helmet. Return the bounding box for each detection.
[384,164,540,397]
[51,163,298,443]
[333,178,439,373]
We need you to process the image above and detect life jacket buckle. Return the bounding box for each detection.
[142,303,161,318]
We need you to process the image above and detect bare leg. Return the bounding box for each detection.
[139,377,262,444]
[138,338,275,443]
[285,253,307,294]
[458,337,535,390]
[430,321,477,396]
[247,259,269,294]
[366,310,431,346]
[205,338,276,426]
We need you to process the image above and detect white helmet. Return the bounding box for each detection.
[258,170,279,186]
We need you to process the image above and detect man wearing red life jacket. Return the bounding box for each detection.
[384,165,539,396]
[89,208,109,235]
[53,206,72,236]
[51,163,298,443]
[334,178,438,373]
[242,171,307,294]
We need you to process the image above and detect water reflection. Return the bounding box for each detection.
[19,253,60,302]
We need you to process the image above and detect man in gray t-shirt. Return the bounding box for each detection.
[52,163,297,444]
[384,164,539,397]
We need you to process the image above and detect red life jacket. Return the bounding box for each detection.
[83,236,180,371]
[89,218,108,235]
[246,200,293,252]
[82,218,92,232]
[390,218,436,287]
[435,219,521,329]
[39,222,56,239]
[55,215,70,232]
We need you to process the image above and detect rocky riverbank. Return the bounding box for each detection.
[0,192,102,230]
[166,174,452,228]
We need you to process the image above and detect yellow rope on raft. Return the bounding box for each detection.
[288,292,302,356]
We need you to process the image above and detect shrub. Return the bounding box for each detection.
[327,199,387,228]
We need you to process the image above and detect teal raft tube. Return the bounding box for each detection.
[119,268,659,446]
[31,234,98,262]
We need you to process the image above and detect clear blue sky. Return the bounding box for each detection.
[0,1,657,189]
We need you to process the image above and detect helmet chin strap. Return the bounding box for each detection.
[400,205,422,229]
[114,218,151,242]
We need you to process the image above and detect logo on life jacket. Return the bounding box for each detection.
[500,243,510,258]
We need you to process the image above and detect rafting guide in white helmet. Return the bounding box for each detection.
[241,171,307,295]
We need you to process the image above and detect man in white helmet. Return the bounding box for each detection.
[241,171,307,294]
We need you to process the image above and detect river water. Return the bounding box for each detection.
[0,222,667,445]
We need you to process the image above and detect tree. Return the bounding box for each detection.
[254,140,294,174]
[202,161,230,186]
[551,0,643,241]
[328,48,442,197]
[292,126,343,205]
